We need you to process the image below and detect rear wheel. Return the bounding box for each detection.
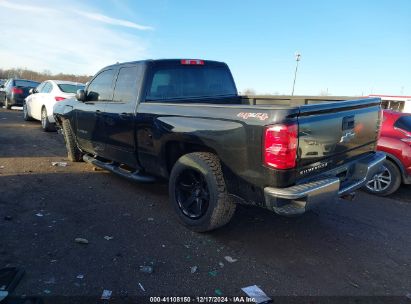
[61,119,83,162]
[364,160,401,196]
[41,107,55,132]
[5,97,11,109]
[169,152,236,232]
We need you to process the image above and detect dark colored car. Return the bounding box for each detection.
[1,78,40,109]
[364,110,411,195]
[53,59,385,232]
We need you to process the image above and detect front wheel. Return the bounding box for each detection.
[41,107,55,132]
[23,103,33,121]
[169,152,236,232]
[364,160,402,196]
[61,119,83,162]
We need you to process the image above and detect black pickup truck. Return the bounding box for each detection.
[53,59,385,232]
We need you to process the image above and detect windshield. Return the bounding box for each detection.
[146,66,237,101]
[14,80,39,88]
[58,84,85,93]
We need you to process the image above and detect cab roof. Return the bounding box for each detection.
[104,59,228,69]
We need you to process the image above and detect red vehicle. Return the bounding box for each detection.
[365,110,411,195]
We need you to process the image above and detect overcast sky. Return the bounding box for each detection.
[0,0,410,96]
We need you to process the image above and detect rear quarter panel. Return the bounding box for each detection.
[136,102,299,205]
[53,97,78,127]
[378,136,411,177]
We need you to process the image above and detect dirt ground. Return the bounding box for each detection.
[0,107,410,303]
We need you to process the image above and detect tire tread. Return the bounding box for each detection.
[170,152,236,232]
[62,119,83,162]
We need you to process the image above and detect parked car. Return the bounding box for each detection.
[53,59,385,232]
[1,78,40,109]
[364,110,411,195]
[24,80,85,131]
[0,79,8,104]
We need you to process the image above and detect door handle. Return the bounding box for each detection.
[119,112,131,119]
[95,110,102,115]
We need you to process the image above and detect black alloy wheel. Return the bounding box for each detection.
[169,152,236,232]
[175,169,210,219]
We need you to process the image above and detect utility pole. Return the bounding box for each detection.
[291,52,301,96]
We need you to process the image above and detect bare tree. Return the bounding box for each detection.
[0,67,92,84]
[319,89,330,96]
[243,88,256,95]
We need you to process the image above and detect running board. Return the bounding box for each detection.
[83,154,156,183]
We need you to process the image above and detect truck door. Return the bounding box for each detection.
[101,64,143,168]
[75,68,116,156]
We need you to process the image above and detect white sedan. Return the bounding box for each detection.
[24,80,85,131]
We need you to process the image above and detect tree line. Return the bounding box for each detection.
[0,68,92,84]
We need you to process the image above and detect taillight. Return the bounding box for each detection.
[264,123,298,169]
[55,97,66,101]
[181,59,204,65]
[12,87,23,94]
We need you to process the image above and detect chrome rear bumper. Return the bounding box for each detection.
[264,152,386,216]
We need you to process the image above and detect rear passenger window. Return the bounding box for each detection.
[36,82,46,93]
[41,83,52,93]
[113,66,140,103]
[87,69,116,102]
[394,116,411,133]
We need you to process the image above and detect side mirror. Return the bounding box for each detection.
[76,89,86,102]
[29,88,36,94]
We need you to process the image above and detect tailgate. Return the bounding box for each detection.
[296,98,381,180]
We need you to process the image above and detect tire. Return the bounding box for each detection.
[364,160,402,196]
[61,119,83,162]
[23,102,33,121]
[5,97,11,109]
[169,152,236,232]
[41,107,55,132]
